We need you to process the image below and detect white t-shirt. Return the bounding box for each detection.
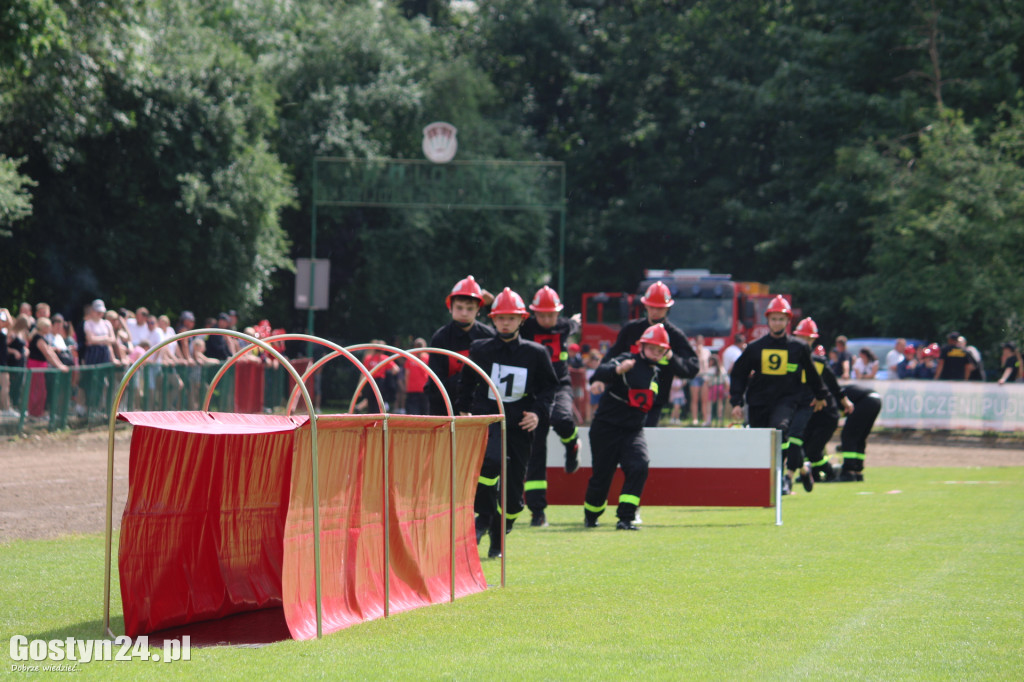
[144,325,165,363]
[721,344,743,374]
[885,349,904,376]
[127,319,151,346]
[853,357,878,379]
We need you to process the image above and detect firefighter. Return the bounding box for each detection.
[519,286,582,528]
[584,324,684,530]
[792,319,853,484]
[729,296,828,495]
[593,281,699,426]
[426,275,496,416]
[835,385,882,482]
[456,288,559,558]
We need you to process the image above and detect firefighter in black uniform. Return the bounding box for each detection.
[729,296,828,495]
[519,286,582,528]
[584,324,684,530]
[835,385,882,481]
[426,275,496,415]
[456,288,559,559]
[594,281,699,426]
[934,331,976,381]
[792,319,853,483]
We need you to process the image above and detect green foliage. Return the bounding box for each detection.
[0,0,293,316]
[1,0,1023,359]
[0,155,35,236]
[848,107,1024,356]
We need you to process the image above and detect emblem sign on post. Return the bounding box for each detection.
[422,122,458,163]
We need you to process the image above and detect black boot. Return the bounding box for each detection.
[487,515,514,558]
[564,439,580,474]
[475,515,490,544]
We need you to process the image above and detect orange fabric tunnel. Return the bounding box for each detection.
[116,411,498,640]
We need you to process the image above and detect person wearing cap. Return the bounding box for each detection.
[593,280,699,426]
[997,342,1022,385]
[583,323,686,530]
[455,287,558,559]
[82,300,119,366]
[426,275,496,416]
[934,331,976,381]
[518,285,583,528]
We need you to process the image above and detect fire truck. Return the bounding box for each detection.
[579,269,790,353]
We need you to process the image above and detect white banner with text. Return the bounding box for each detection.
[853,379,1024,432]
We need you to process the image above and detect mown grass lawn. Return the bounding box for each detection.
[3,466,1022,680]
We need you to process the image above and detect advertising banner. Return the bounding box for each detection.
[857,379,1024,431]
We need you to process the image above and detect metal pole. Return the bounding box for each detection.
[558,164,567,297]
[775,429,783,526]
[307,158,318,358]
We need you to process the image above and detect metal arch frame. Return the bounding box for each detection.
[103,331,511,643]
[288,343,510,588]
[196,333,386,635]
[102,329,321,637]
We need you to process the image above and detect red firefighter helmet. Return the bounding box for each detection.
[488,287,530,319]
[529,285,564,312]
[639,323,671,349]
[923,342,941,359]
[765,295,793,318]
[813,345,826,357]
[445,275,485,310]
[640,281,674,308]
[793,317,819,339]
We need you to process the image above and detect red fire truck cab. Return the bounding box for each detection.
[580,269,790,354]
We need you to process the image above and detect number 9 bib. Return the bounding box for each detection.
[761,349,788,375]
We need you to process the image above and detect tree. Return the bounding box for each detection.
[847,106,1024,357]
[0,156,34,236]
[258,1,552,344]
[0,0,294,316]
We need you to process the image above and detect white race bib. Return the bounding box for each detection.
[488,363,529,403]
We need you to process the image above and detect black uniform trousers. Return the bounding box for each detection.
[476,413,533,528]
[524,383,577,512]
[583,419,649,523]
[748,397,814,472]
[803,404,839,480]
[839,386,881,473]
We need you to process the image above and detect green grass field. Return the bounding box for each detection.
[3,466,1022,680]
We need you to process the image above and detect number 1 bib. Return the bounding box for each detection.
[488,363,528,403]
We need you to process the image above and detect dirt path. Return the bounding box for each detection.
[1,428,1021,542]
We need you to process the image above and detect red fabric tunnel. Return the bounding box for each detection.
[116,411,498,640]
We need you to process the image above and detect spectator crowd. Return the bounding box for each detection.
[2,294,1022,427]
[0,299,285,423]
